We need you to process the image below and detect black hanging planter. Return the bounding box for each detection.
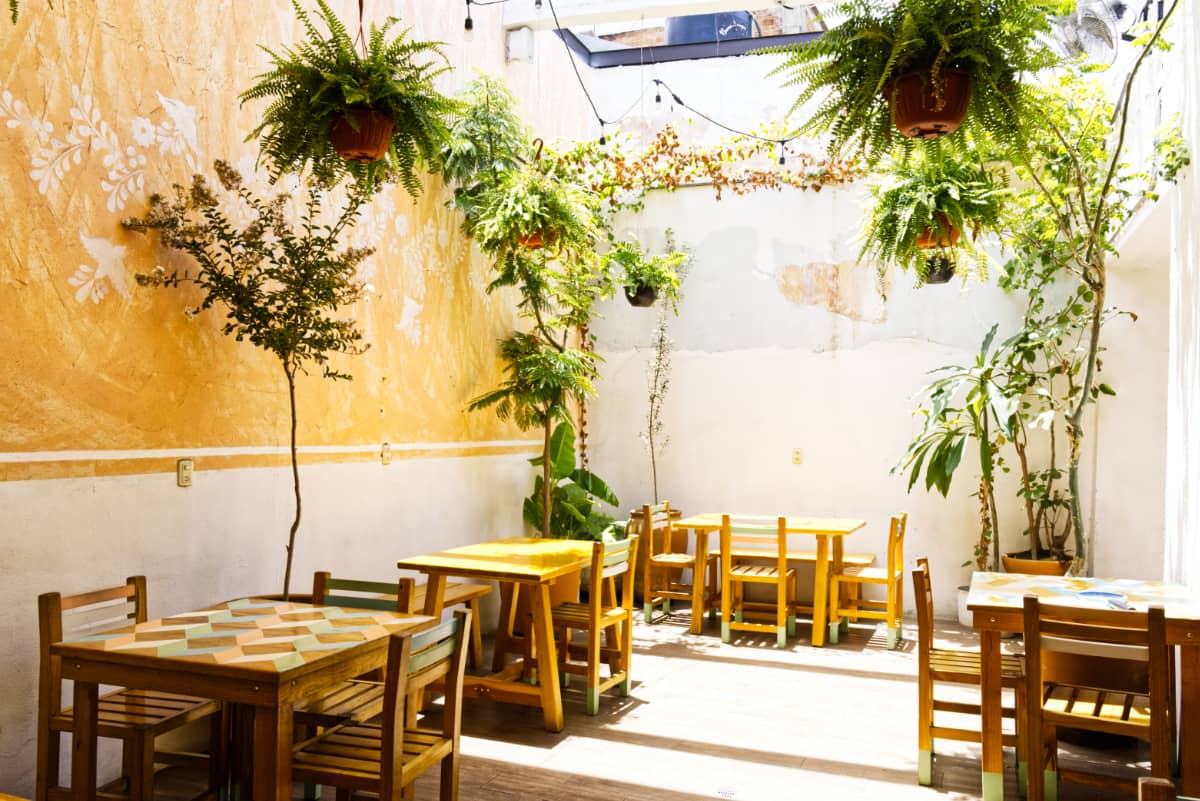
[924,255,955,285]
[625,285,657,307]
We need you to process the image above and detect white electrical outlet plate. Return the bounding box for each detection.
[791,448,803,465]
[381,442,392,465]
[176,458,194,488]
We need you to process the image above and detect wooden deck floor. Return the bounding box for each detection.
[159,612,1148,801]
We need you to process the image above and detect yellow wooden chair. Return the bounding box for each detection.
[1022,595,1174,801]
[913,559,1025,787]
[552,534,639,714]
[641,502,719,624]
[828,512,907,648]
[37,576,224,801]
[293,609,471,801]
[720,515,796,649]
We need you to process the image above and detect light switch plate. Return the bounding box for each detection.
[791,448,803,465]
[176,458,194,488]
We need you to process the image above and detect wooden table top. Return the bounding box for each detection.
[51,597,434,677]
[397,537,595,583]
[967,572,1200,619]
[673,513,867,536]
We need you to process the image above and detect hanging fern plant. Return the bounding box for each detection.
[240,0,458,193]
[766,0,1059,163]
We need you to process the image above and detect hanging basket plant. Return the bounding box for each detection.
[624,285,658,307]
[765,0,1059,163]
[240,0,458,193]
[858,150,1006,287]
[887,68,973,140]
[603,240,686,312]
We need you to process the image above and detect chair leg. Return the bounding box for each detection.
[440,747,460,801]
[128,731,154,801]
[619,618,633,696]
[468,598,485,670]
[1015,683,1028,798]
[917,662,933,785]
[828,576,841,644]
[210,706,230,800]
[586,623,602,715]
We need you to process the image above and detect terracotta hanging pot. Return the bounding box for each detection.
[924,255,955,285]
[329,109,394,163]
[916,212,962,249]
[519,231,545,248]
[887,68,972,139]
[625,285,657,307]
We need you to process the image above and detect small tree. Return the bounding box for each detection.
[643,306,672,504]
[124,161,372,599]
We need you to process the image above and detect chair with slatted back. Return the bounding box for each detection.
[720,516,796,649]
[641,502,719,624]
[37,576,223,801]
[292,609,471,801]
[828,512,907,648]
[1023,595,1174,801]
[551,534,640,715]
[912,559,1025,786]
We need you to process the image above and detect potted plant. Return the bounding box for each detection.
[767,0,1058,161]
[524,421,620,541]
[858,150,1007,287]
[240,0,457,192]
[123,161,372,600]
[602,239,686,311]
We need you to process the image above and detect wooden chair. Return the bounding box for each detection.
[37,576,223,801]
[292,609,471,801]
[551,534,640,715]
[640,502,719,624]
[1023,595,1174,801]
[720,516,796,649]
[912,559,1025,786]
[828,512,907,648]
[1139,778,1180,800]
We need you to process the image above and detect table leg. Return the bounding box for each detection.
[811,536,830,647]
[70,679,98,801]
[979,629,1005,801]
[690,531,708,635]
[422,574,447,617]
[527,582,565,732]
[252,703,293,801]
[830,536,846,637]
[1179,645,1200,795]
[492,582,517,673]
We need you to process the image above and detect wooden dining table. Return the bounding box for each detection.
[397,536,595,732]
[672,514,866,644]
[52,597,432,801]
[968,572,1200,800]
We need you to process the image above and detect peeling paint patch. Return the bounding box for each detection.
[776,262,886,323]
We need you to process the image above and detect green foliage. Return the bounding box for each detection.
[860,148,1007,287]
[766,0,1058,162]
[1154,116,1191,184]
[441,74,531,232]
[123,160,371,598]
[475,162,599,266]
[523,422,620,540]
[467,332,597,432]
[240,0,457,193]
[604,239,686,313]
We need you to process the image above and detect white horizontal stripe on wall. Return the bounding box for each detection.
[0,440,542,463]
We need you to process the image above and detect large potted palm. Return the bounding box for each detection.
[767,0,1058,162]
[858,150,1007,288]
[240,0,457,192]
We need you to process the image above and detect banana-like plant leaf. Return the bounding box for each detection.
[570,468,619,506]
[548,422,576,480]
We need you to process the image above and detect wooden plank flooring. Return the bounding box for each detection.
[156,612,1149,801]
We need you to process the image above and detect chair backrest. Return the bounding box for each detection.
[887,513,908,578]
[912,557,934,662]
[586,535,640,612]
[39,576,148,715]
[638,502,675,555]
[312,571,415,614]
[378,609,471,799]
[1022,594,1169,715]
[722,516,789,576]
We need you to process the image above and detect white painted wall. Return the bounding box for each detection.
[0,454,530,793]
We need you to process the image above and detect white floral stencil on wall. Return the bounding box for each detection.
[69,233,129,304]
[0,84,201,303]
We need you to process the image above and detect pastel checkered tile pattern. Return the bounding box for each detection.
[62,598,427,672]
[967,572,1200,619]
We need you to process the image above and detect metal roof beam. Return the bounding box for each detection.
[501,0,781,32]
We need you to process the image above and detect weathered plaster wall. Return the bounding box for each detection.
[0,0,592,792]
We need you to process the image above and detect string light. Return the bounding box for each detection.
[599,123,606,146]
[463,0,473,36]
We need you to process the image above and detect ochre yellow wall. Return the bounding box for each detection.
[0,0,591,480]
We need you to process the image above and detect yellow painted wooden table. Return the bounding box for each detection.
[51,598,433,801]
[397,536,595,732]
[673,514,866,645]
[967,572,1200,801]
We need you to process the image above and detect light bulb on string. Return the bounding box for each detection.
[464,0,474,40]
[598,123,607,146]
[534,0,543,11]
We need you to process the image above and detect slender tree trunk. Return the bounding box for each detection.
[541,415,552,538]
[1013,436,1038,560]
[282,362,301,601]
[649,425,659,504]
[1067,280,1105,574]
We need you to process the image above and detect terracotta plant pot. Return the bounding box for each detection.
[519,231,545,248]
[888,68,972,139]
[625,285,657,307]
[1002,552,1071,576]
[923,255,955,285]
[329,109,395,163]
[916,212,962,249]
